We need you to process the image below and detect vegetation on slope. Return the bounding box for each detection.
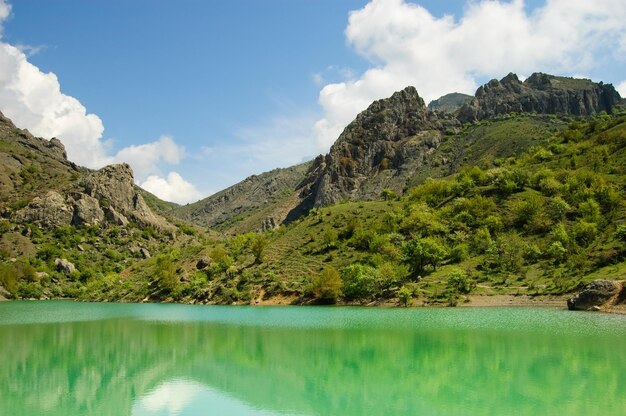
[2,110,625,306]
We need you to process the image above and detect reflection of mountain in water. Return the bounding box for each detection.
[1,306,625,415]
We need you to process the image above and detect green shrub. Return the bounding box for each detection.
[401,237,447,278]
[447,269,475,294]
[310,266,342,303]
[572,220,598,247]
[341,264,379,300]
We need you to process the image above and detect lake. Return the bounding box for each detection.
[1,301,625,415]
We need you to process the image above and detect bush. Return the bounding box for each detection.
[401,237,447,278]
[616,224,626,243]
[572,220,598,247]
[154,255,179,295]
[447,269,475,294]
[397,285,414,306]
[341,264,379,300]
[310,266,342,303]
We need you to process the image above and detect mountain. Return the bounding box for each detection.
[170,72,623,233]
[458,72,621,122]
[170,162,311,233]
[295,72,622,211]
[428,92,473,113]
[1,71,624,307]
[0,112,198,300]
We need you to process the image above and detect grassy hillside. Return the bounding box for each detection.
[63,110,625,306]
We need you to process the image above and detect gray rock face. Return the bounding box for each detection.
[458,73,621,123]
[567,279,621,311]
[261,216,277,232]
[14,191,73,228]
[428,92,473,113]
[140,248,151,259]
[82,164,169,229]
[55,258,76,275]
[103,206,129,226]
[301,86,460,207]
[72,194,104,226]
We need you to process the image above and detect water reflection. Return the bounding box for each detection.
[0,303,625,415]
[133,379,282,416]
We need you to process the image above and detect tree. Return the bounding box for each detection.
[341,264,379,300]
[447,269,474,294]
[310,266,342,303]
[249,234,268,264]
[401,237,447,278]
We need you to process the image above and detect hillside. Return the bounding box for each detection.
[72,106,626,306]
[1,73,625,307]
[0,112,199,299]
[170,162,311,233]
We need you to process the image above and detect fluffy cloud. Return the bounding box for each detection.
[0,42,108,167]
[111,135,184,180]
[315,0,626,149]
[0,0,201,203]
[617,81,626,98]
[140,172,203,205]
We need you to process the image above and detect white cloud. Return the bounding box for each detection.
[0,0,202,203]
[314,0,626,149]
[111,135,184,180]
[0,1,10,35]
[140,172,202,204]
[617,81,626,98]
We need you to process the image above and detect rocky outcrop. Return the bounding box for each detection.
[14,191,74,228]
[72,194,105,226]
[458,73,622,123]
[54,258,76,275]
[301,86,460,207]
[13,164,169,230]
[428,92,473,113]
[567,279,624,311]
[82,164,169,229]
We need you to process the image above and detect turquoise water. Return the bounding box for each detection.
[1,301,625,415]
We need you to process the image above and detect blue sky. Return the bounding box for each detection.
[0,0,625,203]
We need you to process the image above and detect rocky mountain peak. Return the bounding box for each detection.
[299,84,460,208]
[459,72,621,122]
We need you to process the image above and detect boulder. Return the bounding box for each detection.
[140,248,151,259]
[14,191,73,228]
[261,216,277,232]
[54,258,76,275]
[567,279,621,311]
[196,257,212,270]
[72,194,104,226]
[103,206,129,226]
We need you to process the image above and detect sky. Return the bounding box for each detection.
[0,0,625,204]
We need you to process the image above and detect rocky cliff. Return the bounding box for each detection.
[300,87,461,208]
[458,72,621,122]
[0,112,171,230]
[296,73,622,211]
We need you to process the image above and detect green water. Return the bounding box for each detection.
[1,302,625,415]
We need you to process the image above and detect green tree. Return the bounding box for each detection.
[310,266,342,303]
[447,269,474,294]
[249,234,268,264]
[341,264,379,300]
[402,237,447,278]
[154,255,178,294]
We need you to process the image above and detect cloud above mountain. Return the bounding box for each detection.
[0,0,199,203]
[314,0,626,149]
